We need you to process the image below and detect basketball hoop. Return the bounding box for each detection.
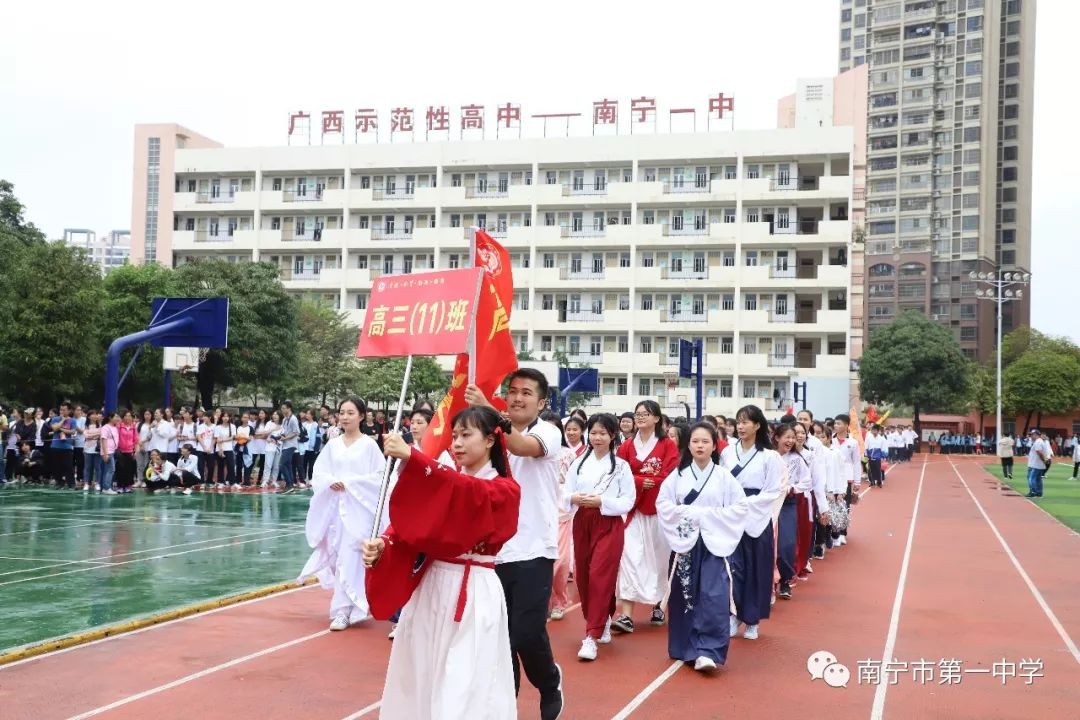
[664,372,679,392]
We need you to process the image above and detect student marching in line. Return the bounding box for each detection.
[773,422,804,601]
[363,406,521,720]
[865,424,888,488]
[657,422,748,673]
[545,412,586,622]
[299,396,385,631]
[613,400,679,633]
[792,422,820,581]
[564,413,635,662]
[831,414,863,546]
[798,411,832,563]
[464,369,565,720]
[720,405,783,641]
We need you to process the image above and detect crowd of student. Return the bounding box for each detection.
[0,401,417,495]
[289,367,909,720]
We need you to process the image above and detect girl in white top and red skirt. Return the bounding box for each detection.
[546,412,586,621]
[563,413,635,661]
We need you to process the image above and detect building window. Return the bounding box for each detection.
[720,379,732,398]
[721,336,733,354]
[722,294,734,311]
[355,294,368,310]
[641,294,653,311]
[618,335,628,352]
[744,294,757,311]
[742,380,755,398]
[640,336,653,353]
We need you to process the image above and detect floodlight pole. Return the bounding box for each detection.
[104,318,193,414]
[970,269,1030,439]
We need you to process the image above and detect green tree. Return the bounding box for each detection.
[353,356,448,412]
[1004,346,1080,433]
[0,240,105,405]
[288,299,360,407]
[0,179,46,247]
[172,260,299,410]
[95,263,182,408]
[967,365,997,434]
[858,310,971,434]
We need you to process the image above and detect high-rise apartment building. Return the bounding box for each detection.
[63,228,132,273]
[838,0,1035,360]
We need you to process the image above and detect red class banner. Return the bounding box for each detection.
[356,268,484,358]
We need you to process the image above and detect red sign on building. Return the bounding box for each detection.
[355,109,378,135]
[391,107,414,133]
[322,110,343,136]
[357,268,484,358]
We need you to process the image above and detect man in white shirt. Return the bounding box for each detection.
[903,426,917,461]
[466,368,564,720]
[1026,429,1051,498]
[996,432,1015,479]
[832,413,862,546]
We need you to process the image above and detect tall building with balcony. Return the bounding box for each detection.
[63,228,132,273]
[838,0,1035,360]
[131,124,856,417]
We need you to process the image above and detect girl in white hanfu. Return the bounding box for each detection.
[298,396,385,631]
[657,422,749,673]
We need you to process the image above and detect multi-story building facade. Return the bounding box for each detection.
[838,0,1035,360]
[131,124,856,417]
[63,228,132,273]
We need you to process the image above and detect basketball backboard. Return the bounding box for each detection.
[149,297,229,349]
[558,367,599,394]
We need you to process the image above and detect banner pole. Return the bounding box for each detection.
[467,226,478,386]
[369,354,414,542]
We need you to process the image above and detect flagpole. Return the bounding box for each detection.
[467,226,478,385]
[369,354,414,542]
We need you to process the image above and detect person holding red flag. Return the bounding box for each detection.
[363,406,520,720]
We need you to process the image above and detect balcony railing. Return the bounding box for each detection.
[283,189,325,202]
[770,312,796,323]
[195,192,236,204]
[559,269,605,281]
[657,353,681,366]
[797,310,818,324]
[193,230,238,242]
[465,185,510,198]
[371,267,418,278]
[372,188,415,200]
[560,227,606,238]
[563,183,609,196]
[662,224,709,236]
[769,265,798,279]
[662,180,710,194]
[371,229,415,241]
[661,267,708,280]
[565,311,605,323]
[767,355,795,368]
[280,269,322,281]
[768,178,799,191]
[662,311,708,323]
[281,230,325,242]
[798,219,819,234]
[566,353,602,365]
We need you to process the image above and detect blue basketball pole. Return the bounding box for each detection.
[104,318,193,414]
[694,337,703,421]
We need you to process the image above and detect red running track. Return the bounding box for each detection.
[1,456,1078,719]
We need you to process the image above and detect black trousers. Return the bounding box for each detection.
[147,471,199,491]
[868,458,883,486]
[495,557,559,698]
[51,448,75,487]
[73,447,84,481]
[1001,457,1014,477]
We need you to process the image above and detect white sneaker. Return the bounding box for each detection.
[598,616,613,644]
[82,483,90,492]
[838,535,848,546]
[577,636,598,661]
[102,489,118,495]
[743,624,759,640]
[805,561,814,574]
[183,488,193,495]
[549,607,565,621]
[694,656,718,673]
[729,615,741,637]
[93,483,100,492]
[388,623,397,640]
[329,612,350,631]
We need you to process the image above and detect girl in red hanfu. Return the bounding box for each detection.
[612,400,680,633]
[363,406,521,720]
[548,412,586,621]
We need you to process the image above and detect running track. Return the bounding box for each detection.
[2,456,1078,719]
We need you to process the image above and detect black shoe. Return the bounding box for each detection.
[812,547,825,560]
[778,582,792,600]
[540,663,564,720]
[612,615,634,634]
[650,606,666,626]
[1025,493,1035,498]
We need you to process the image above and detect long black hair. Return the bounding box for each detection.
[539,409,568,448]
[563,415,586,448]
[574,413,619,476]
[678,421,721,472]
[773,421,798,454]
[451,406,511,477]
[735,404,772,451]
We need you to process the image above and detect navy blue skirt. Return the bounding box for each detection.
[668,536,731,664]
[776,498,798,583]
[729,520,774,625]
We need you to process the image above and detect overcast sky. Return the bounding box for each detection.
[2,0,1074,342]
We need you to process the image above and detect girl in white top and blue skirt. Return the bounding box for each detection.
[719,405,784,641]
[657,422,749,673]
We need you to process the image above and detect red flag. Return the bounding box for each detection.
[422,245,517,459]
[473,228,513,317]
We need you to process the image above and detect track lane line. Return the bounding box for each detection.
[609,661,683,720]
[340,701,382,719]
[62,629,330,719]
[0,584,319,670]
[947,458,1080,666]
[869,456,927,720]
